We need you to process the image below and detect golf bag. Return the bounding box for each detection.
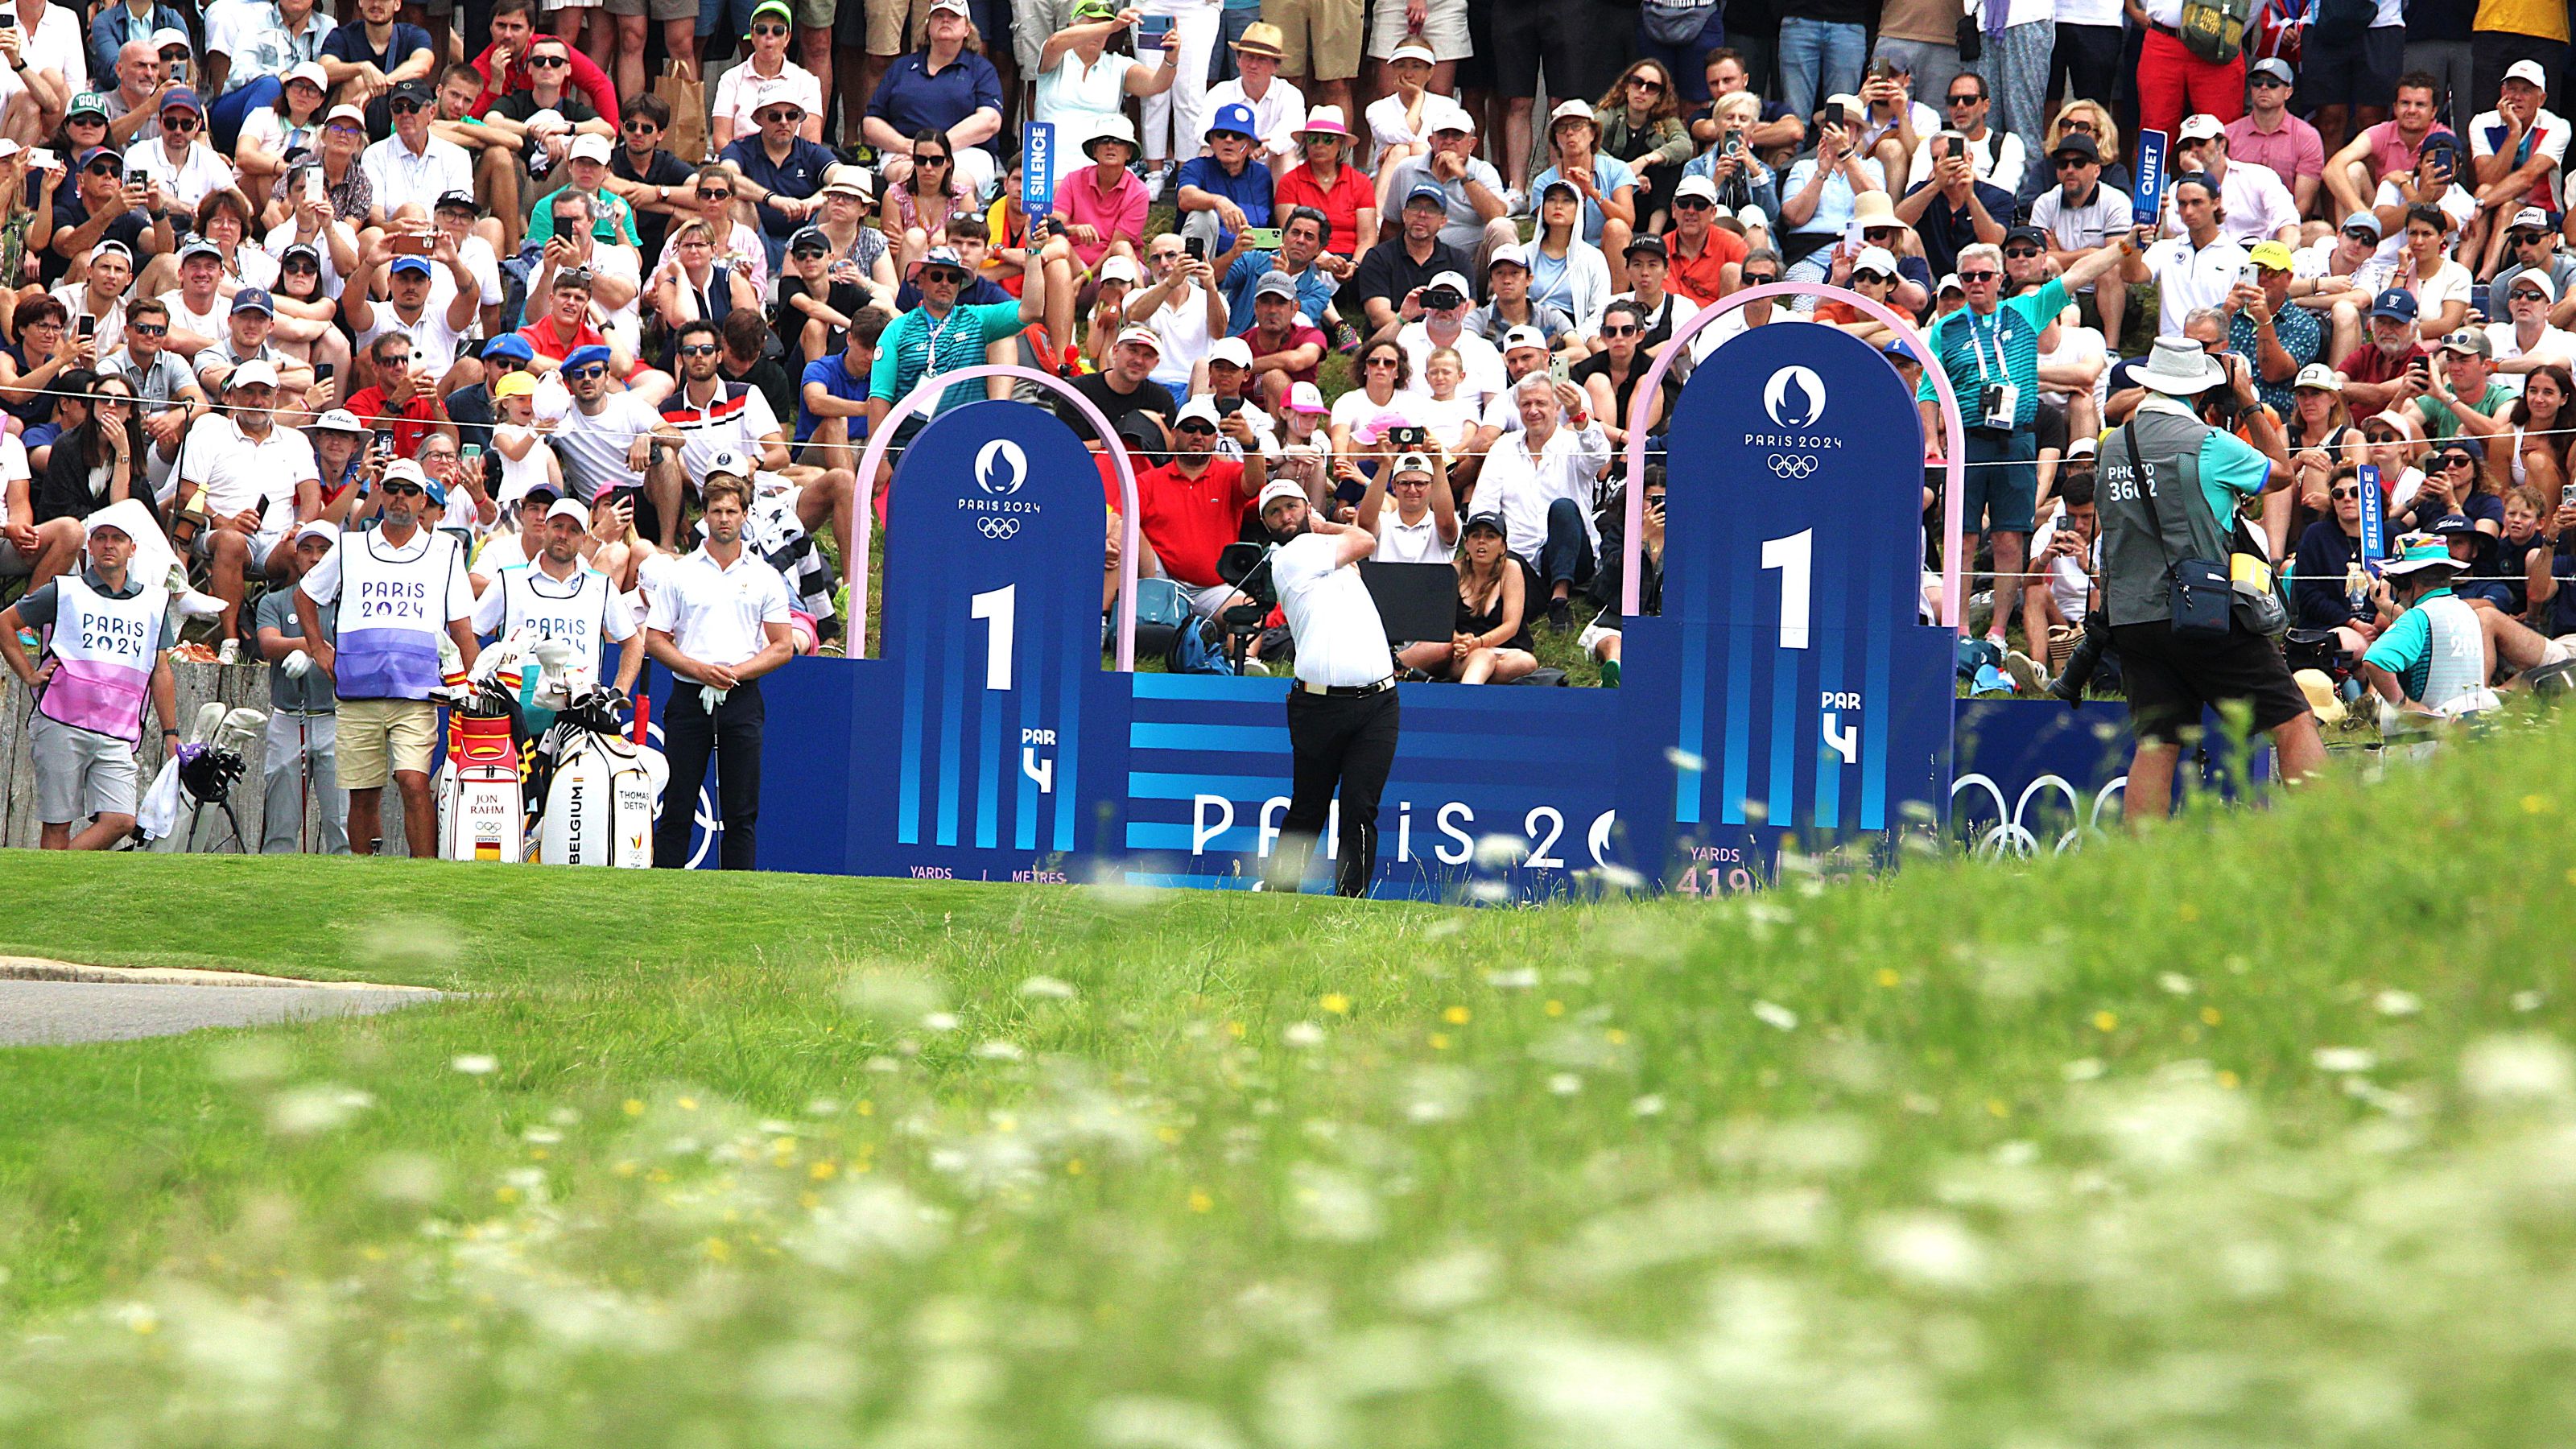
[439,708,525,861]
[535,696,667,867]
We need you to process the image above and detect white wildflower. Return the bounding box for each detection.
[450,1055,497,1075]
[1018,975,1077,1000]
[2312,1046,2377,1074]
[1751,1001,1799,1032]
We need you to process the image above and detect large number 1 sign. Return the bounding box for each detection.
[1620,320,1955,873]
[872,400,1107,874]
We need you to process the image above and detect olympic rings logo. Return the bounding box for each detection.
[1769,454,1820,479]
[1950,772,2127,858]
[977,518,1021,539]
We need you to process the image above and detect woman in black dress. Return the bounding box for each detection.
[1397,512,1538,684]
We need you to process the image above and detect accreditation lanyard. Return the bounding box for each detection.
[1958,306,2007,384]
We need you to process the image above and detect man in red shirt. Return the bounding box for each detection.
[1236,272,1327,404]
[470,0,621,130]
[2335,288,2432,415]
[517,268,613,372]
[1135,397,1269,617]
[344,332,452,460]
[1666,174,1748,305]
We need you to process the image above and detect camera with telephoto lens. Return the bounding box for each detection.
[1420,284,1464,310]
[1211,541,1281,671]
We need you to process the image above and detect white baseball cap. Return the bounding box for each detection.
[1257,479,1306,514]
[291,519,338,546]
[1501,324,1548,353]
[1673,174,1719,204]
[544,497,591,527]
[1487,243,1529,273]
[1173,394,1223,429]
[1206,336,1254,368]
[225,359,280,390]
[1098,254,1141,284]
[569,133,613,163]
[1427,101,1475,136]
[1111,322,1162,353]
[1852,245,1900,279]
[1391,452,1434,479]
[704,447,752,480]
[1388,40,1436,67]
[2293,361,2343,392]
[2510,205,2555,233]
[2178,113,2225,142]
[1286,380,1328,415]
[2506,59,2549,89]
[309,408,368,433]
[2508,270,2559,302]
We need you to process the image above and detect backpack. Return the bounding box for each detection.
[2179,0,2255,64]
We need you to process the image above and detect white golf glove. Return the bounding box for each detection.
[281,649,312,679]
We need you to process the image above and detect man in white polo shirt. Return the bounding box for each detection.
[359,77,473,224]
[1267,506,1395,897]
[1357,449,1456,563]
[642,460,793,870]
[168,358,320,659]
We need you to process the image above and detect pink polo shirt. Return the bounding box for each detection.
[1054,163,1150,271]
[2224,112,2325,192]
[2359,121,2455,185]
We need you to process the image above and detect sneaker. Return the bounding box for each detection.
[1328,317,1361,354]
[1503,185,1526,217]
[2001,650,2047,696]
[1241,658,1269,675]
[1143,164,1167,202]
[1600,657,1620,688]
[1546,598,1573,630]
[216,638,240,667]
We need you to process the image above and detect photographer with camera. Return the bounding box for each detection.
[1264,505,1393,898]
[2091,336,2325,822]
[0,500,179,851]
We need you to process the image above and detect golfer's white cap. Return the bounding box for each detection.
[1257,479,1305,513]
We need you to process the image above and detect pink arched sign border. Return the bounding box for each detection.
[845,365,1146,671]
[1619,282,1968,630]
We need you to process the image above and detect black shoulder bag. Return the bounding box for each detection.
[2123,422,2233,640]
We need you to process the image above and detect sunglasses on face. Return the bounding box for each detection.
[2512,289,2549,302]
[1854,270,1892,284]
[678,342,720,356]
[2330,485,2360,499]
[284,258,319,272]
[1629,76,1663,91]
[1959,269,1999,283]
[94,393,132,407]
[1947,93,1982,106]
[1740,272,1777,285]
[327,122,365,135]
[791,246,828,260]
[2440,454,2475,469]
[751,21,789,34]
[68,113,103,126]
[2251,76,2289,87]
[697,188,733,201]
[915,152,949,165]
[2004,245,2041,258]
[529,52,570,67]
[163,114,198,130]
[2366,429,2398,443]
[390,98,423,114]
[757,111,799,125]
[380,482,424,497]
[130,323,167,336]
[1364,356,1400,368]
[1602,324,1640,336]
[2343,229,2376,242]
[1174,420,1216,435]
[85,162,119,176]
[565,364,606,379]
[623,118,660,133]
[381,354,413,369]
[2055,156,2091,169]
[1864,227,1900,241]
[1672,196,1712,210]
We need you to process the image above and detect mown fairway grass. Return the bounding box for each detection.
[0,717,2574,1447]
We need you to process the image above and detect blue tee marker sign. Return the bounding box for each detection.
[2132,128,2169,227]
[2358,462,2384,574]
[1022,122,1055,217]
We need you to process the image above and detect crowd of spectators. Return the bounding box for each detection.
[2,0,2575,769]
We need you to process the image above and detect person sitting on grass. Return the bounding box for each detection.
[1396,510,1535,684]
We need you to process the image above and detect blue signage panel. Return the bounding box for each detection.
[1021,122,1055,218]
[2357,462,2384,575]
[2132,128,2169,227]
[1616,320,1955,879]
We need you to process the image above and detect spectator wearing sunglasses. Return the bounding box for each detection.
[2484,270,2576,377]
[712,1,827,150]
[716,92,836,272]
[604,94,700,264]
[466,0,621,130]
[359,78,474,225]
[2292,465,2391,649]
[118,85,228,213]
[2490,207,2576,331]
[2416,328,2516,443]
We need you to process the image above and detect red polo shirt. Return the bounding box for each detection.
[470,41,621,128]
[1667,226,1748,305]
[1274,161,1376,256]
[1134,456,1249,588]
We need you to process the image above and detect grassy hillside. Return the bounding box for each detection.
[0,716,2570,1446]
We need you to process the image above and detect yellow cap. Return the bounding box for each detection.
[494,370,537,400]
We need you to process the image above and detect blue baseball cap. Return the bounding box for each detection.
[481,332,535,364]
[229,287,273,316]
[1205,101,1257,141]
[158,85,202,115]
[2370,288,2418,322]
[562,343,613,372]
[388,254,433,278]
[1404,181,1448,209]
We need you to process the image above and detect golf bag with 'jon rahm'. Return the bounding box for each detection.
[438,708,524,861]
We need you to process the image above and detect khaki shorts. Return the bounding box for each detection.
[338,696,440,790]
[1261,0,1363,80]
[792,0,836,26]
[31,712,138,824]
[606,0,698,22]
[867,0,931,55]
